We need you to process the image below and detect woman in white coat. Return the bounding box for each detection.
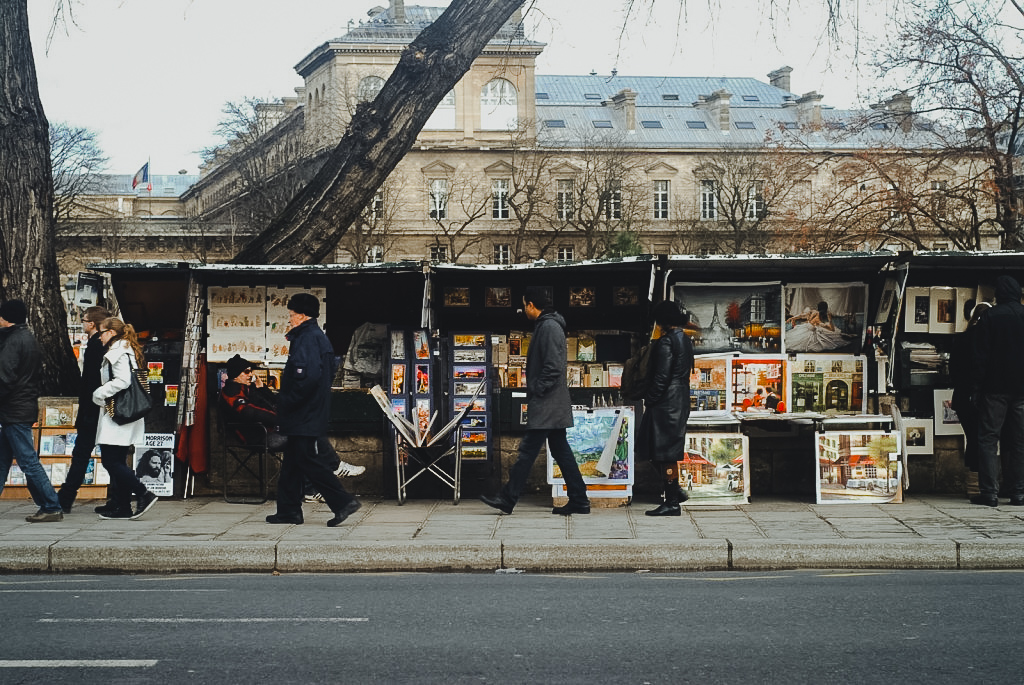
[91,318,159,520]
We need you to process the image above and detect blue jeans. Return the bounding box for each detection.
[0,423,62,513]
[976,394,1024,497]
[501,428,589,507]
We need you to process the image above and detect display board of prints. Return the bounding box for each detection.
[133,433,175,497]
[450,332,491,461]
[672,282,783,355]
[783,283,867,354]
[206,286,327,364]
[815,430,902,504]
[548,407,635,497]
[680,433,749,504]
[787,355,867,415]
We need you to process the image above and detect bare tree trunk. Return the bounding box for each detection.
[231,0,524,264]
[0,0,79,394]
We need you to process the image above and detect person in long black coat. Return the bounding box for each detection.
[636,300,694,516]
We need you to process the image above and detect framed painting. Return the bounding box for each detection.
[672,282,783,355]
[443,286,470,307]
[485,287,511,308]
[933,388,963,436]
[549,407,635,486]
[784,283,867,354]
[730,357,786,413]
[903,419,934,455]
[680,433,749,504]
[569,286,597,307]
[787,355,866,415]
[816,430,902,504]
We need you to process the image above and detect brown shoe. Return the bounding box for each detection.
[25,510,64,523]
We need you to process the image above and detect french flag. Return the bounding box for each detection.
[131,162,151,190]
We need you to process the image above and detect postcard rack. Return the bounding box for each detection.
[393,426,463,505]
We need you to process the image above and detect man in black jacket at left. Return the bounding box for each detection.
[0,300,64,522]
[266,293,360,527]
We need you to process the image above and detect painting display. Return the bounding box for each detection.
[690,355,731,411]
[485,287,511,307]
[549,407,635,492]
[730,357,785,413]
[933,388,963,436]
[680,433,749,504]
[903,419,934,455]
[783,283,867,353]
[207,285,327,364]
[903,287,931,333]
[443,286,470,307]
[672,283,783,354]
[787,355,866,415]
[816,430,902,504]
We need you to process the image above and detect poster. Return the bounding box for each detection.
[730,357,786,413]
[680,433,749,504]
[206,286,266,363]
[784,282,867,353]
[933,388,962,436]
[816,430,901,503]
[787,355,866,415]
[548,407,635,487]
[133,433,175,497]
[672,282,783,354]
[690,355,731,412]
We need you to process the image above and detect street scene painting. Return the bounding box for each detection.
[549,407,635,488]
[730,357,786,413]
[680,433,749,504]
[783,282,867,353]
[672,283,783,354]
[690,355,731,411]
[788,355,866,415]
[816,430,902,503]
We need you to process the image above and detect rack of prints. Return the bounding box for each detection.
[451,332,491,461]
[549,407,634,498]
[206,285,327,363]
[815,430,902,504]
[679,433,749,504]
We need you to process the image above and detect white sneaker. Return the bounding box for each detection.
[304,492,325,504]
[334,460,366,477]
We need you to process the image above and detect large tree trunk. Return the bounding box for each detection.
[231,0,525,264]
[0,0,80,394]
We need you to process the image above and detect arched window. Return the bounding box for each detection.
[424,90,456,130]
[480,78,517,130]
[358,76,385,103]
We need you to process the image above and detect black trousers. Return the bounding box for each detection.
[501,428,589,507]
[976,393,1024,498]
[99,444,148,512]
[58,417,98,506]
[276,435,354,517]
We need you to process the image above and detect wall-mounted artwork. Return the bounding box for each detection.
[933,388,963,436]
[875,278,901,324]
[904,287,931,333]
[569,286,596,307]
[730,357,786,413]
[690,355,732,412]
[549,407,635,488]
[672,282,783,355]
[485,287,511,307]
[443,286,470,307]
[816,430,902,504]
[903,419,934,455]
[784,283,867,353]
[680,433,749,504]
[787,355,866,415]
[613,285,640,306]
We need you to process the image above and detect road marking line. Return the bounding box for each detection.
[0,660,157,668]
[39,618,368,623]
[1,589,227,593]
[645,575,792,581]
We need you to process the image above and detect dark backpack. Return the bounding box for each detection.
[620,343,651,401]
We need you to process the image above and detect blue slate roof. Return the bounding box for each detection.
[85,174,200,197]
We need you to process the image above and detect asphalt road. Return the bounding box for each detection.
[1,571,1021,684]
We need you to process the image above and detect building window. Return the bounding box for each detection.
[481,78,517,130]
[556,179,574,220]
[428,179,447,220]
[746,181,765,220]
[557,245,575,261]
[700,180,717,220]
[604,180,622,220]
[367,190,384,220]
[424,89,456,130]
[492,178,510,219]
[358,76,385,103]
[429,245,448,262]
[367,245,384,263]
[492,243,510,265]
[888,183,902,221]
[653,180,669,219]
[931,179,947,218]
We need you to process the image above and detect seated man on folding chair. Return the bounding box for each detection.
[220,354,364,501]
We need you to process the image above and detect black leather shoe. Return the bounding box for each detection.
[552,502,590,515]
[266,513,304,524]
[969,494,999,507]
[327,500,362,527]
[480,493,514,515]
[1009,496,1024,506]
[645,503,682,517]
[94,501,117,514]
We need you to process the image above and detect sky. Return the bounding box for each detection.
[28,0,894,177]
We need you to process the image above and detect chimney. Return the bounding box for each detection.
[796,91,823,127]
[887,92,915,132]
[611,89,638,132]
[695,89,731,132]
[768,66,793,93]
[391,0,406,23]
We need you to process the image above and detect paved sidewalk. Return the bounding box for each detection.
[0,494,1021,573]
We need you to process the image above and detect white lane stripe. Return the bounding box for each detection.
[0,589,226,593]
[39,617,368,623]
[0,660,157,668]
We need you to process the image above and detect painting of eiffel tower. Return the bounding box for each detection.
[671,283,783,354]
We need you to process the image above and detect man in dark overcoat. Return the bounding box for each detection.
[480,287,590,515]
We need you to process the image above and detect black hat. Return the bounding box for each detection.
[226,354,259,380]
[287,292,320,318]
[523,286,552,310]
[0,299,27,325]
[994,275,1022,304]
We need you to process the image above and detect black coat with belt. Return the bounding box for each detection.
[636,328,693,463]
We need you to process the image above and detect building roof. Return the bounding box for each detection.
[84,173,200,198]
[333,4,540,46]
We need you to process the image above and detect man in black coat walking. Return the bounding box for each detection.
[266,293,360,527]
[971,275,1024,507]
[480,286,590,515]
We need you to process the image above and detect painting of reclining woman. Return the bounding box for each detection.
[784,283,867,353]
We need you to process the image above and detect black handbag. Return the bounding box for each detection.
[106,354,153,425]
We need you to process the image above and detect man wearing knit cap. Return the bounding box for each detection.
[480,286,591,515]
[971,275,1024,507]
[0,300,65,522]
